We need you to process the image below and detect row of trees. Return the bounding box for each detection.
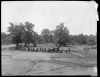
[69,34,97,45]
[1,21,97,48]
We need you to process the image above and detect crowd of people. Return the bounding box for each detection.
[21,44,71,53]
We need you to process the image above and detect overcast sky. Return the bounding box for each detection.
[1,1,97,35]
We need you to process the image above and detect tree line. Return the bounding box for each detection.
[1,21,97,48]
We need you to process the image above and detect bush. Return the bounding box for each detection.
[90,46,97,49]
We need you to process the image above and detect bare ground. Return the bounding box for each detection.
[2,49,97,76]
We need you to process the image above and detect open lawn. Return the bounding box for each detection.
[1,44,97,76]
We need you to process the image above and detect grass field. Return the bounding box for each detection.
[1,44,97,76]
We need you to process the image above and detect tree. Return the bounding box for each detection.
[53,23,70,46]
[1,32,12,45]
[49,31,54,43]
[21,21,35,45]
[94,33,97,45]
[77,33,87,45]
[8,23,24,48]
[41,29,51,45]
[1,32,7,44]
[1,32,6,44]
[7,21,36,49]
[36,35,44,44]
[86,34,96,45]
[68,35,76,45]
[5,34,12,44]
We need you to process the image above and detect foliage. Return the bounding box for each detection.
[8,23,23,45]
[69,34,97,45]
[86,34,96,45]
[53,23,70,46]
[21,21,35,44]
[41,28,51,45]
[1,32,11,44]
[4,21,96,50]
[49,31,54,43]
[7,21,36,48]
[36,35,45,44]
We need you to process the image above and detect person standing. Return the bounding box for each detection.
[68,48,71,53]
[22,44,28,51]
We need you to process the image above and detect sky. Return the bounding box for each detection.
[1,1,97,35]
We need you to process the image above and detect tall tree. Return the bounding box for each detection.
[21,21,35,45]
[53,23,70,46]
[8,23,23,48]
[41,29,51,45]
[7,21,36,49]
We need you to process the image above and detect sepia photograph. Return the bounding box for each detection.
[1,1,97,76]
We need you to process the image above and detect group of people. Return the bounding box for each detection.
[22,44,28,51]
[21,44,71,53]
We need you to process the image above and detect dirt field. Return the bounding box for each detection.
[1,44,97,76]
